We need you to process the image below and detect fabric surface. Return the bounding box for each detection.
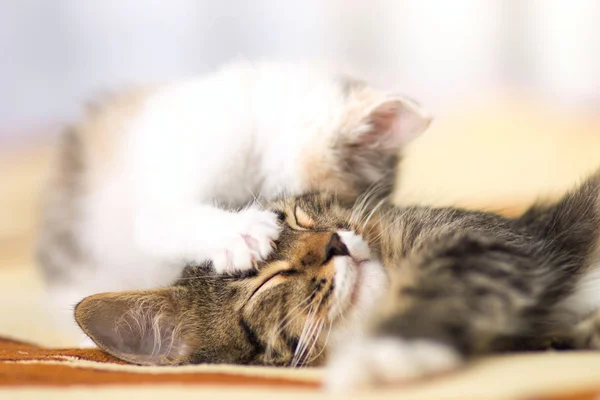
[5,336,600,400]
[0,337,320,389]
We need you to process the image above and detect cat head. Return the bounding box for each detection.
[75,193,387,366]
[258,67,432,202]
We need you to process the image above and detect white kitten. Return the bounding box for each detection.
[37,61,431,342]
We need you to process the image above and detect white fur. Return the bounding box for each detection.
[328,231,387,346]
[557,261,600,322]
[78,63,351,291]
[325,337,461,393]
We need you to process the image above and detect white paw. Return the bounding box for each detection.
[325,337,461,393]
[210,208,281,274]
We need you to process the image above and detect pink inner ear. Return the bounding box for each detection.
[362,98,431,149]
[356,101,403,149]
[370,101,400,134]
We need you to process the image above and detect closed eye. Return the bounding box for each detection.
[276,207,308,231]
[262,268,299,284]
[249,268,300,301]
[294,206,315,229]
[277,268,299,277]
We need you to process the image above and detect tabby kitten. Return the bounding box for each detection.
[75,170,600,391]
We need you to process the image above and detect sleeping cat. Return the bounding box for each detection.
[74,169,600,391]
[36,61,431,341]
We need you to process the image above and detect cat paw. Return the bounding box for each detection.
[325,337,461,393]
[210,208,281,274]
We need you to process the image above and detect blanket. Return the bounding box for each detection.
[4,335,600,400]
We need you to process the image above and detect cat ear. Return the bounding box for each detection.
[74,288,194,365]
[355,95,432,150]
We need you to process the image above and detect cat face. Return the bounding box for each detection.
[296,83,432,200]
[254,69,432,201]
[75,194,387,366]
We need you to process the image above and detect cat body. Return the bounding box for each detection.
[74,169,600,391]
[37,61,431,342]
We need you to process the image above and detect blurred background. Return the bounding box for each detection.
[1,0,599,143]
[0,1,599,344]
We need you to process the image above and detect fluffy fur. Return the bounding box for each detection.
[75,170,600,392]
[37,61,431,342]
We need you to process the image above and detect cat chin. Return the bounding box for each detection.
[327,229,385,316]
[328,256,388,348]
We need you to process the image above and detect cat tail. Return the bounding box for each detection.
[516,168,600,274]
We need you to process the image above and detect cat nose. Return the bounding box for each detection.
[325,233,350,259]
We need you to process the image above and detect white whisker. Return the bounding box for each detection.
[292,308,315,367]
[306,321,331,365]
[359,197,388,233]
[275,287,318,337]
[292,292,327,367]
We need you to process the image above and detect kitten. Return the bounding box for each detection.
[37,61,431,342]
[74,169,600,391]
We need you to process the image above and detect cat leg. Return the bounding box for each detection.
[128,119,281,274]
[133,204,280,274]
[326,336,460,392]
[326,233,543,392]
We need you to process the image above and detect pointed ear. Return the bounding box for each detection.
[74,287,194,365]
[357,95,432,150]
